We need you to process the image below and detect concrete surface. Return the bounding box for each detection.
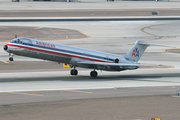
[1,9,180,17]
[1,95,180,120]
[0,26,87,41]
[0,1,180,120]
[1,0,180,10]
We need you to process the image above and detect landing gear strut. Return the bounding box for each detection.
[70,68,78,76]
[9,53,14,61]
[90,70,98,77]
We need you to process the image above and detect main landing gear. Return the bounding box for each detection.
[70,67,98,77]
[90,70,98,78]
[70,69,78,76]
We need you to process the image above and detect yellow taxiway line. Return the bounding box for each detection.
[141,25,176,39]
[7,92,44,96]
[60,89,92,94]
[0,60,9,63]
[34,27,43,29]
[163,48,180,54]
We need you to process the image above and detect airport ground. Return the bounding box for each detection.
[0,0,180,120]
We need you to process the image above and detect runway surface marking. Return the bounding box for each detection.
[0,26,8,28]
[0,60,9,63]
[34,27,43,29]
[7,92,44,96]
[60,89,92,94]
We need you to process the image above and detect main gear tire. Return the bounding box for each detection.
[70,69,78,76]
[90,71,98,77]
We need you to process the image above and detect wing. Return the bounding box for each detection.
[77,61,158,67]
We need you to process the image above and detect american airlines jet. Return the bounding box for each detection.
[3,37,172,77]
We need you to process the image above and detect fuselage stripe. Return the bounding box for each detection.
[7,43,113,63]
[10,42,115,62]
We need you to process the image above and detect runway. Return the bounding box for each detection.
[0,68,180,92]
[0,86,179,105]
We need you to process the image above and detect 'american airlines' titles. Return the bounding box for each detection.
[36,41,56,48]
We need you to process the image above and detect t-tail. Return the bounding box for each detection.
[124,40,174,62]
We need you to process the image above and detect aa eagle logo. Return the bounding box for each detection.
[132,47,139,57]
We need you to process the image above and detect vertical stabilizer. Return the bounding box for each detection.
[124,40,149,62]
[124,40,174,62]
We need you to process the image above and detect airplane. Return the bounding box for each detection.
[3,37,173,77]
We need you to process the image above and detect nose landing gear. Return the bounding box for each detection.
[9,53,14,61]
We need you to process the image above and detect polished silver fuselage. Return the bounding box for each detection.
[4,37,136,71]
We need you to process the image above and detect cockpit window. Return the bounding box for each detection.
[11,39,17,43]
[21,38,32,44]
[11,39,22,44]
[11,38,32,44]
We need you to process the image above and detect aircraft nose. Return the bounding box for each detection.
[3,45,8,51]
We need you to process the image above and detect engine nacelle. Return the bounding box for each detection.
[114,58,119,63]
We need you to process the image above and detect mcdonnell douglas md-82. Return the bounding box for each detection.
[3,37,173,77]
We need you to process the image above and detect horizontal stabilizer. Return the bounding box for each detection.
[138,40,175,48]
